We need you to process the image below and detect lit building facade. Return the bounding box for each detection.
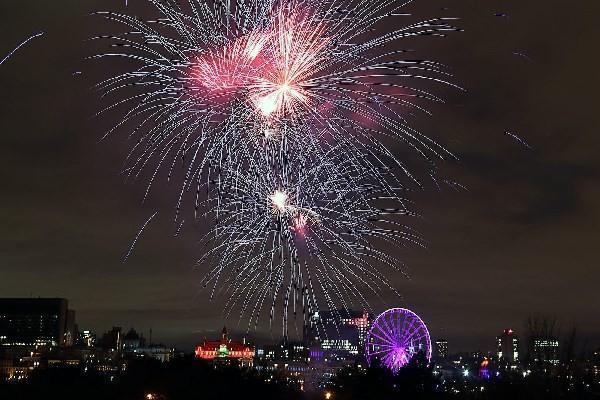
[195,327,254,367]
[497,329,519,366]
[79,330,96,348]
[532,337,559,366]
[0,298,76,347]
[435,339,449,360]
[304,310,369,359]
[129,345,175,363]
[301,310,371,390]
[255,342,310,389]
[340,311,370,349]
[255,342,309,363]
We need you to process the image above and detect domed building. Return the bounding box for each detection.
[194,327,254,367]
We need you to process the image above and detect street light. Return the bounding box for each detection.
[325,391,332,399]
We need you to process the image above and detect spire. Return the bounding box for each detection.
[221,326,228,342]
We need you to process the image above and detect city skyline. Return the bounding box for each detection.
[0,296,592,359]
[1,0,600,355]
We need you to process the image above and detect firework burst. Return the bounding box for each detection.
[198,148,418,332]
[94,0,459,333]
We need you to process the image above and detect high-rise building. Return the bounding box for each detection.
[0,298,75,347]
[497,329,519,365]
[532,337,559,366]
[304,310,369,359]
[79,330,96,347]
[100,327,123,352]
[340,311,370,349]
[434,338,448,360]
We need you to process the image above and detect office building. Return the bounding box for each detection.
[497,328,519,365]
[532,337,560,366]
[0,298,76,347]
[435,338,449,360]
[304,310,369,359]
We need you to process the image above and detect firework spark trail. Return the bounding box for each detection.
[94,0,459,333]
[505,130,533,150]
[0,32,44,67]
[123,211,159,262]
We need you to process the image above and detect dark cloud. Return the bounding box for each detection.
[459,153,599,224]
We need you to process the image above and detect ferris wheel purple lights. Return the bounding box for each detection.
[365,308,432,372]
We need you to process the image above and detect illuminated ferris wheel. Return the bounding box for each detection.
[365,308,432,372]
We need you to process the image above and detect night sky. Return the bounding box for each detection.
[1,0,599,352]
